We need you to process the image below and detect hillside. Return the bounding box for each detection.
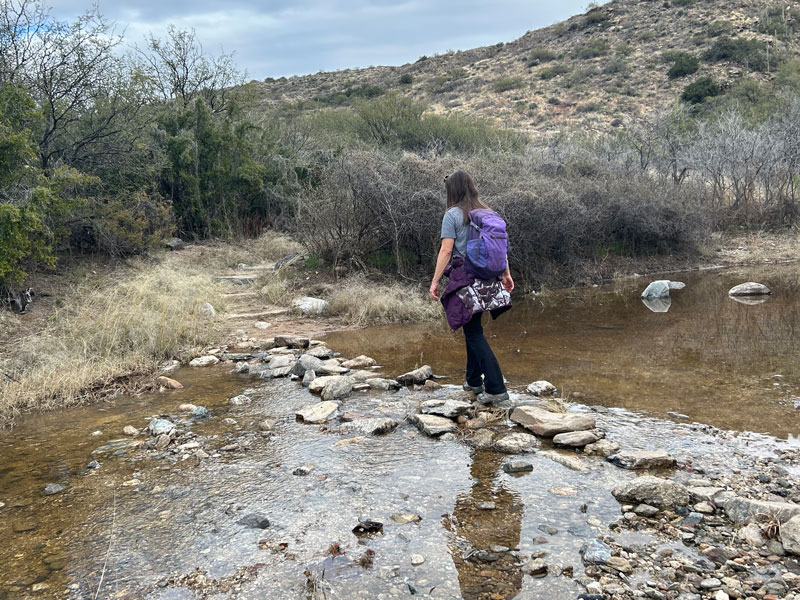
[252,0,800,133]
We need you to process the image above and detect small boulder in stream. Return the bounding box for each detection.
[411,414,457,436]
[641,280,686,299]
[340,418,399,436]
[321,376,354,401]
[728,282,771,296]
[608,449,675,470]
[494,432,540,454]
[553,430,601,448]
[510,406,595,437]
[296,401,339,424]
[420,398,471,418]
[292,354,324,377]
[147,418,175,436]
[612,475,690,509]
[43,483,66,496]
[189,355,219,367]
[503,460,533,474]
[397,365,433,386]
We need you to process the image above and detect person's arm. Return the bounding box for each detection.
[501,256,514,292]
[429,237,455,301]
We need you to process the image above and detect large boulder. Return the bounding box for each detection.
[641,280,685,299]
[296,401,339,424]
[494,432,540,454]
[612,476,690,509]
[322,376,354,402]
[510,406,595,437]
[420,399,472,418]
[724,496,800,525]
[411,414,457,437]
[397,365,433,386]
[781,515,800,556]
[607,449,676,470]
[728,282,771,296]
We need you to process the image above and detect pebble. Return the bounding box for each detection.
[123,425,139,436]
[410,554,425,566]
[293,464,314,476]
[43,483,66,496]
[503,460,533,474]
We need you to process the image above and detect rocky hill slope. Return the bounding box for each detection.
[252,0,800,134]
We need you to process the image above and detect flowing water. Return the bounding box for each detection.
[1,264,799,600]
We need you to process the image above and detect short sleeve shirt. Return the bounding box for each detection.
[441,207,469,258]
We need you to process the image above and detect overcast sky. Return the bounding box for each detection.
[50,1,604,80]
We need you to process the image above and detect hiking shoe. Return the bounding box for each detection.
[476,391,510,406]
[462,382,484,394]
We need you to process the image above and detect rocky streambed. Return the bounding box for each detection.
[2,332,800,600]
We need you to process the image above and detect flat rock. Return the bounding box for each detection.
[341,355,376,369]
[526,380,557,396]
[782,515,800,556]
[608,449,675,470]
[237,513,270,529]
[494,432,540,454]
[728,282,771,296]
[411,414,457,437]
[305,345,334,359]
[147,418,175,436]
[308,375,339,394]
[340,418,399,436]
[366,378,400,391]
[296,401,339,424]
[189,355,219,367]
[583,439,621,457]
[537,450,589,472]
[397,365,433,386]
[420,398,472,418]
[612,476,690,509]
[466,429,495,449]
[503,460,533,474]
[321,376,354,401]
[291,354,324,377]
[268,355,293,369]
[273,335,309,349]
[317,361,350,375]
[553,430,600,448]
[510,406,595,437]
[724,496,800,524]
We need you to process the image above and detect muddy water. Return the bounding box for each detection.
[328,265,800,439]
[1,265,799,599]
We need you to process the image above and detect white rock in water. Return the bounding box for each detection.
[526,381,557,396]
[412,414,457,436]
[190,355,219,367]
[510,406,595,437]
[198,302,216,319]
[641,280,685,299]
[229,395,251,405]
[728,282,771,296]
[296,401,339,424]
[293,296,329,315]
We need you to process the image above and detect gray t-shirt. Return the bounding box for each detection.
[441,207,469,258]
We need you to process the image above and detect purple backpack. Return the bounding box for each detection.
[465,209,508,280]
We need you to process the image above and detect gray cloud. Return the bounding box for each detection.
[49,0,605,79]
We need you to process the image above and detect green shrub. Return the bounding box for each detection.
[575,38,610,59]
[757,4,798,38]
[672,0,695,6]
[399,73,413,85]
[616,43,634,57]
[667,52,700,78]
[707,19,733,37]
[539,63,569,79]
[703,37,770,71]
[527,47,558,66]
[681,77,721,103]
[603,57,629,75]
[584,10,610,27]
[492,77,525,93]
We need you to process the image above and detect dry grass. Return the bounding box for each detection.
[200,231,304,271]
[325,276,440,325]
[259,272,292,305]
[0,259,223,420]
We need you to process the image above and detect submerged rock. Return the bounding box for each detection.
[43,483,66,496]
[728,282,771,296]
[229,395,251,406]
[397,365,433,386]
[411,414,457,436]
[296,401,339,424]
[420,398,471,418]
[641,280,686,299]
[581,538,613,565]
[510,406,596,437]
[607,449,675,470]
[503,460,533,474]
[583,439,620,457]
[191,406,211,419]
[237,513,270,529]
[340,418,399,436]
[612,476,689,509]
[494,432,540,454]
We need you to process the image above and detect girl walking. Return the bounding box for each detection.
[429,171,513,405]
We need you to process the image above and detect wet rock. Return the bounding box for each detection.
[612,476,690,509]
[341,355,376,369]
[366,378,400,391]
[293,296,329,315]
[420,398,471,418]
[439,432,458,442]
[308,375,339,394]
[157,376,184,389]
[43,483,66,496]
[584,439,621,457]
[123,425,139,436]
[466,429,494,449]
[274,335,310,349]
[781,515,800,555]
[537,450,588,472]
[510,406,595,437]
[494,432,540,454]
[397,365,433,386]
[189,355,219,367]
[391,513,422,524]
[641,280,685,299]
[292,464,313,476]
[524,558,548,577]
[550,485,578,496]
[728,282,771,296]
[316,361,349,375]
[302,369,316,387]
[177,402,196,412]
[296,401,339,424]
[352,520,383,536]
[268,355,293,370]
[412,414,457,436]
[503,460,533,474]
[607,449,675,470]
[581,538,612,565]
[147,418,175,436]
[321,376,354,401]
[12,520,37,533]
[553,430,600,448]
[234,361,250,374]
[237,513,270,529]
[526,380,557,396]
[87,460,100,469]
[634,503,660,517]
[258,418,276,431]
[724,496,800,524]
[291,354,324,377]
[229,394,251,405]
[410,554,425,566]
[340,417,399,436]
[92,439,137,456]
[191,406,211,419]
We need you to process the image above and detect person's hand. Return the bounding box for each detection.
[429,280,439,301]
[501,273,514,293]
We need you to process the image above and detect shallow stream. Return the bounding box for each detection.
[1,264,799,599]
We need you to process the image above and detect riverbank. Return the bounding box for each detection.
[1,229,797,424]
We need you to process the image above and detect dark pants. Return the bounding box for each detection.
[463,313,506,395]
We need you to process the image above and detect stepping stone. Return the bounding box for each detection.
[296,401,339,424]
[411,414,457,436]
[510,406,595,437]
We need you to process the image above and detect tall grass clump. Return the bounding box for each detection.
[0,262,223,418]
[326,277,440,325]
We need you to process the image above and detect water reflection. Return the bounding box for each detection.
[446,451,523,600]
[641,296,671,313]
